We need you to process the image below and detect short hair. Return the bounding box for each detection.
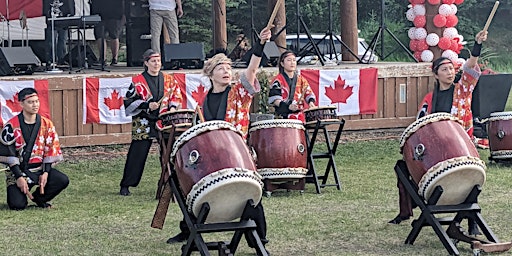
[18,87,38,102]
[202,53,232,77]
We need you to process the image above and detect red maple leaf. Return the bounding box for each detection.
[192,84,208,104]
[103,90,124,115]
[325,75,354,104]
[6,92,22,113]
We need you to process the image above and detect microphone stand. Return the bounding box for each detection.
[47,0,63,73]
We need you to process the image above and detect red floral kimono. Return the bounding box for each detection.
[268,73,316,122]
[0,114,63,186]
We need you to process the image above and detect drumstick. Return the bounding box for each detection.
[266,0,284,29]
[483,1,499,32]
[195,105,206,123]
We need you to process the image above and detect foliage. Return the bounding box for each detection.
[256,69,277,114]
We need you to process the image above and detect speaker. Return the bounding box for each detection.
[0,47,41,76]
[126,22,151,67]
[63,45,98,67]
[125,0,150,20]
[163,43,205,70]
[242,41,281,67]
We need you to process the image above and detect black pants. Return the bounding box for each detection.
[120,139,153,188]
[7,168,69,210]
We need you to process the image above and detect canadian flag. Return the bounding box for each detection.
[300,68,378,116]
[0,80,51,127]
[174,73,211,109]
[83,77,132,124]
[0,0,42,20]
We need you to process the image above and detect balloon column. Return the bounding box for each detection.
[406,0,465,63]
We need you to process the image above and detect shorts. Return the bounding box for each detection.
[94,19,123,40]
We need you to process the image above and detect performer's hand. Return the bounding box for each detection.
[16,177,33,200]
[169,106,177,112]
[475,30,488,44]
[39,172,49,195]
[259,26,273,44]
[289,103,299,112]
[177,7,184,18]
[149,102,160,111]
[308,102,316,108]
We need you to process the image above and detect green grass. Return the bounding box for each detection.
[1,139,511,256]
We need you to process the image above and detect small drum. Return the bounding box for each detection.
[171,121,263,223]
[248,119,308,179]
[400,113,486,205]
[303,106,338,126]
[157,109,195,133]
[488,112,512,159]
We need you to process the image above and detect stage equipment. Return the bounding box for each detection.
[0,46,41,76]
[361,0,416,62]
[293,0,325,66]
[163,42,205,70]
[47,0,64,73]
[125,0,150,67]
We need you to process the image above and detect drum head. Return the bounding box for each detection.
[186,168,263,223]
[418,156,486,205]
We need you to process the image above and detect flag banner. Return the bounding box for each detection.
[0,80,50,127]
[300,68,378,116]
[174,73,212,110]
[83,77,133,124]
[0,0,43,20]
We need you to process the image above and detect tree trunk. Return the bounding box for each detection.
[269,0,286,52]
[212,0,227,52]
[340,0,358,62]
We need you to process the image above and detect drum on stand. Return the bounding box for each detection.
[157,109,196,134]
[248,119,308,179]
[303,106,338,126]
[488,112,512,160]
[171,121,263,223]
[400,113,486,205]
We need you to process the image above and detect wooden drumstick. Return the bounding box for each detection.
[195,105,206,123]
[266,0,284,29]
[483,1,499,32]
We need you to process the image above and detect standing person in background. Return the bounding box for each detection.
[0,88,69,210]
[90,0,125,66]
[43,0,75,68]
[148,0,183,54]
[119,49,183,196]
[268,50,316,122]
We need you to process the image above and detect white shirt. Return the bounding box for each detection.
[148,0,176,11]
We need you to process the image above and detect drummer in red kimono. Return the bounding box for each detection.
[389,30,488,236]
[268,50,316,122]
[166,27,272,254]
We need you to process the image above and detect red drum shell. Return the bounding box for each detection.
[400,113,486,205]
[172,121,262,222]
[488,112,512,159]
[248,119,307,179]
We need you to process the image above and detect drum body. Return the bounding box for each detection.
[158,109,195,133]
[303,106,337,126]
[400,113,486,205]
[248,119,308,179]
[488,112,512,159]
[171,121,263,223]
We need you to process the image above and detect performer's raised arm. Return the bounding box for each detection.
[244,27,272,86]
[465,30,488,69]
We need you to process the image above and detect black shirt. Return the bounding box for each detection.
[207,92,224,120]
[434,85,455,113]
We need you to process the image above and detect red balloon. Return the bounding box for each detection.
[433,14,447,28]
[415,0,426,3]
[438,37,452,50]
[454,0,464,4]
[409,40,419,51]
[428,0,441,4]
[445,15,459,27]
[450,38,463,54]
[414,51,422,62]
[417,40,429,51]
[413,16,426,28]
[442,0,455,4]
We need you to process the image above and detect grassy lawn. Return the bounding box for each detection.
[1,138,511,256]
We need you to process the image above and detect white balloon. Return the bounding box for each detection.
[439,4,452,16]
[456,57,466,67]
[450,4,458,15]
[442,50,458,61]
[413,4,426,16]
[414,27,427,40]
[443,27,458,39]
[406,8,416,22]
[421,50,434,62]
[426,33,440,46]
[408,27,417,40]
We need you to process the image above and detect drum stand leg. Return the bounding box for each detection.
[394,160,509,256]
[305,119,345,193]
[156,128,177,200]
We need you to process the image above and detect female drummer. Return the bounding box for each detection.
[166,27,272,252]
[390,30,488,234]
[119,49,183,196]
[268,50,317,122]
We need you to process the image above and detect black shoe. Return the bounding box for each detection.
[388,215,410,225]
[166,232,187,244]
[119,186,131,196]
[110,59,118,66]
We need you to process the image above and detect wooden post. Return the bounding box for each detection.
[340,0,358,62]
[212,0,227,52]
[425,3,443,61]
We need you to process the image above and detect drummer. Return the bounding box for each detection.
[389,30,488,234]
[268,50,316,122]
[119,49,183,196]
[166,27,272,252]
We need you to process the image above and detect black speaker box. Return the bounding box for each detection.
[163,43,205,70]
[125,0,150,20]
[0,47,41,76]
[63,45,98,67]
[126,22,151,67]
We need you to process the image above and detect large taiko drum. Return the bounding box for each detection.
[157,109,195,134]
[247,119,308,179]
[488,112,512,159]
[171,121,263,223]
[400,113,486,205]
[303,106,338,126]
